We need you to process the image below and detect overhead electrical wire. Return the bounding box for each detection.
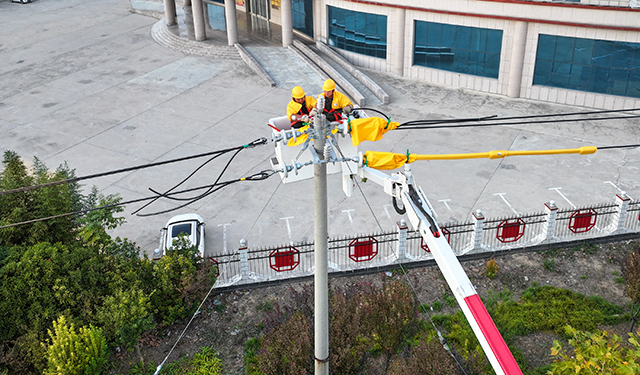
[0,170,276,229]
[133,147,243,216]
[0,138,268,197]
[397,113,640,130]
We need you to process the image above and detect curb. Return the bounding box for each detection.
[292,40,366,107]
[315,41,389,105]
[235,43,277,87]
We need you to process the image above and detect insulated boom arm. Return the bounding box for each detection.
[359,165,522,375]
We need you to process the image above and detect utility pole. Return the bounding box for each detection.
[313,111,329,375]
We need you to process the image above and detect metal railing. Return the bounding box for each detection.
[212,192,637,289]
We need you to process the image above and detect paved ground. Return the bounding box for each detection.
[2,0,640,258]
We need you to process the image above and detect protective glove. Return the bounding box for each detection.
[343,105,353,115]
[300,115,310,123]
[310,108,318,117]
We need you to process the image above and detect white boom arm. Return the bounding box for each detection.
[358,165,522,375]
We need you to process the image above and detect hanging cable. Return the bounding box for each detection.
[0,138,268,197]
[398,107,640,128]
[0,170,276,229]
[355,107,391,120]
[133,148,243,215]
[397,113,640,130]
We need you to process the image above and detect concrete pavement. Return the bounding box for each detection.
[2,0,640,259]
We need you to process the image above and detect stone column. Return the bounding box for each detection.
[164,0,177,26]
[281,0,293,47]
[607,192,631,234]
[507,21,528,98]
[239,239,249,282]
[469,209,485,253]
[391,8,406,76]
[395,219,408,262]
[225,0,238,45]
[192,0,207,41]
[543,200,558,243]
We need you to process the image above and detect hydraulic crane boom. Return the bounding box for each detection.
[358,165,522,375]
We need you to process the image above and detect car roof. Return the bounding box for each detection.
[165,213,204,226]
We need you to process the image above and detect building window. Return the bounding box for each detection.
[534,34,640,99]
[327,6,387,59]
[292,0,313,37]
[413,21,503,79]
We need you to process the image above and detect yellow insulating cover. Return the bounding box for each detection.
[363,151,417,170]
[286,126,340,147]
[350,117,400,146]
[287,125,309,147]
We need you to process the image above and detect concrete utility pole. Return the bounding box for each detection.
[313,112,329,375]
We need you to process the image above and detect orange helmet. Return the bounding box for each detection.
[292,86,305,99]
[322,79,336,91]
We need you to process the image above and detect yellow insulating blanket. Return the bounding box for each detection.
[349,117,399,146]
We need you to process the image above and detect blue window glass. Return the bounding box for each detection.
[413,21,503,79]
[204,3,225,31]
[292,0,313,37]
[534,34,640,98]
[328,6,387,59]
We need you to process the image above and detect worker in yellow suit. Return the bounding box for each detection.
[317,79,353,121]
[287,86,317,129]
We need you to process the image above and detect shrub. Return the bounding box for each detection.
[244,338,263,375]
[494,286,626,337]
[387,333,456,375]
[257,311,311,375]
[485,259,498,279]
[550,326,640,374]
[43,316,108,375]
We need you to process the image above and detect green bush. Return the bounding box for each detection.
[485,259,498,279]
[494,286,627,337]
[257,312,311,375]
[244,338,263,375]
[388,333,456,375]
[550,326,640,374]
[43,316,108,375]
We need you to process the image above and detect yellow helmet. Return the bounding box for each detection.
[292,86,305,99]
[322,79,336,91]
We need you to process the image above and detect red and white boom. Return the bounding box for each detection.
[358,165,522,375]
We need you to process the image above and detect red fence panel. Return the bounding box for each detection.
[209,257,220,277]
[496,218,525,243]
[349,237,378,262]
[269,247,300,272]
[569,209,597,233]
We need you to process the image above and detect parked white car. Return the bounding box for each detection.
[153,213,205,260]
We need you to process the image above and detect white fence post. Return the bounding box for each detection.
[542,200,558,243]
[464,209,485,254]
[239,239,249,282]
[396,219,408,261]
[607,192,631,234]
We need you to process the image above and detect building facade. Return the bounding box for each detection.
[179,0,640,109]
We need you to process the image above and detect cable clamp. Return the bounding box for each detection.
[246,137,268,148]
[347,117,352,133]
[385,117,391,130]
[406,149,410,163]
[315,355,330,363]
[245,170,276,181]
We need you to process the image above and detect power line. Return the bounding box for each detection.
[0,170,275,229]
[0,138,268,196]
[397,107,640,127]
[396,113,640,130]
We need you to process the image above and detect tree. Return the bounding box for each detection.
[0,151,78,246]
[625,250,640,331]
[43,316,108,375]
[549,325,640,374]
